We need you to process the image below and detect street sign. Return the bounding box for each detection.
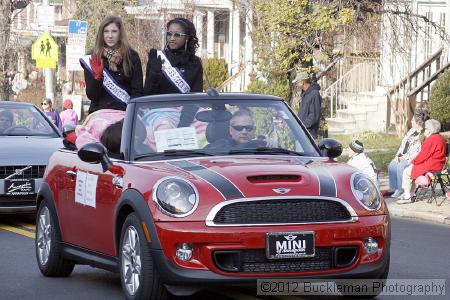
[66,20,88,71]
[37,5,55,28]
[68,20,88,34]
[32,32,59,69]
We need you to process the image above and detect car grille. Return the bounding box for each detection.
[212,199,352,225]
[214,247,333,273]
[0,195,36,207]
[0,165,46,179]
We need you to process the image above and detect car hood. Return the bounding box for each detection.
[0,136,63,165]
[162,155,358,200]
[134,155,385,221]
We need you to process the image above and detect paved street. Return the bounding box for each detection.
[0,215,449,300]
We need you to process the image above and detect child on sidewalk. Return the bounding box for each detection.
[347,140,379,186]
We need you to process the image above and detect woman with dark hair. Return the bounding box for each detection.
[143,17,203,127]
[80,16,143,114]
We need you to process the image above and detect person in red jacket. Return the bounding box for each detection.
[397,119,446,204]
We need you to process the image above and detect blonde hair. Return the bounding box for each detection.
[93,16,133,77]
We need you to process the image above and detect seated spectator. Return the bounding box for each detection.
[347,140,379,185]
[204,109,266,150]
[0,110,14,133]
[388,112,427,198]
[60,99,79,127]
[397,119,447,204]
[41,98,63,132]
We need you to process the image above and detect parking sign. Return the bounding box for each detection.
[68,20,88,35]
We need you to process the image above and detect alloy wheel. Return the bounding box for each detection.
[121,226,142,296]
[36,206,52,265]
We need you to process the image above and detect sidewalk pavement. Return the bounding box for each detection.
[379,177,450,225]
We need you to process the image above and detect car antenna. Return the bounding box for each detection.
[203,62,219,97]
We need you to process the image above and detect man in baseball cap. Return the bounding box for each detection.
[294,72,321,139]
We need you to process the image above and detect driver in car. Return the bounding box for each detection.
[0,110,13,133]
[205,109,266,150]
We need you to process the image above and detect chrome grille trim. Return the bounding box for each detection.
[205,196,358,227]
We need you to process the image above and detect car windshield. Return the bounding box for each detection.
[0,103,59,137]
[131,98,319,161]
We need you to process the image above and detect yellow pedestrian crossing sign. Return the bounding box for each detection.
[32,32,59,68]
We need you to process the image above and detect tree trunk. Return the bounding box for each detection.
[0,0,12,100]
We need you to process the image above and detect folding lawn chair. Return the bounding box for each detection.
[414,143,450,206]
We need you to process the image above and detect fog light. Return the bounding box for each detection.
[364,237,378,255]
[176,243,193,261]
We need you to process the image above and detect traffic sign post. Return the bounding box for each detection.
[32,32,59,69]
[66,20,88,72]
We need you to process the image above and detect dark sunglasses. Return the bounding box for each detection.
[231,125,255,132]
[166,31,187,38]
[41,102,49,105]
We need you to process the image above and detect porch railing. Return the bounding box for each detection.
[322,57,379,117]
[386,48,449,134]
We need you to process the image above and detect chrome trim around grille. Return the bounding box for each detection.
[205,196,358,227]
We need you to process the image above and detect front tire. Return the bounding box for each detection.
[35,199,75,276]
[120,213,167,300]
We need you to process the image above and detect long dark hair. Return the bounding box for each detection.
[166,18,199,59]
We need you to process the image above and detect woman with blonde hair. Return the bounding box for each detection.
[80,16,143,114]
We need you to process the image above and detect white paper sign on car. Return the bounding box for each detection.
[75,171,87,205]
[75,170,98,207]
[84,173,98,208]
[154,127,198,152]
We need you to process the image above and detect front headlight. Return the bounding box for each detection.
[350,173,381,210]
[153,177,198,217]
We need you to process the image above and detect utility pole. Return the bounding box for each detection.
[42,0,55,101]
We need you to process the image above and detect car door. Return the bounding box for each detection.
[58,156,124,256]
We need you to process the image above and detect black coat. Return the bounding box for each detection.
[143,48,203,127]
[83,49,143,114]
[143,48,203,95]
[298,83,322,138]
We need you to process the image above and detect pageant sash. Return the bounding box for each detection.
[157,50,191,93]
[80,55,131,104]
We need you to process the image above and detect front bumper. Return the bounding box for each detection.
[0,178,40,214]
[152,215,390,287]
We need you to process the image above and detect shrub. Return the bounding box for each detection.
[429,69,450,126]
[246,77,291,101]
[202,58,229,91]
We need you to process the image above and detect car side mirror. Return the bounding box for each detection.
[62,124,76,138]
[78,143,113,172]
[318,138,342,159]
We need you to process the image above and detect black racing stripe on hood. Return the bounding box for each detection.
[168,160,244,200]
[298,158,337,197]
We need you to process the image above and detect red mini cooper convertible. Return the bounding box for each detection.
[35,92,390,299]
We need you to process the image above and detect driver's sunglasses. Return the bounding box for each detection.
[166,31,187,38]
[231,125,255,132]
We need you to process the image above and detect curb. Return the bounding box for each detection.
[387,202,450,225]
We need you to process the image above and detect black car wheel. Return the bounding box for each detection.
[120,213,167,300]
[35,199,75,276]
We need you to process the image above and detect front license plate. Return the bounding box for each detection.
[266,231,315,259]
[4,179,35,196]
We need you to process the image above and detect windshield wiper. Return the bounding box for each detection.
[135,149,214,160]
[228,147,304,156]
[162,149,214,156]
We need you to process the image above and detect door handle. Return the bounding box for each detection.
[66,170,77,177]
